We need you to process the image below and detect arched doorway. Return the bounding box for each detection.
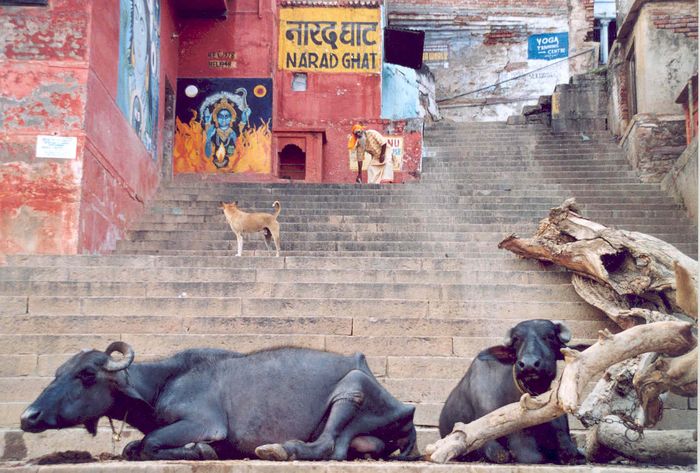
[278,144,306,180]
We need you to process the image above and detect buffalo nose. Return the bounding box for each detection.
[20,407,41,430]
[517,357,541,370]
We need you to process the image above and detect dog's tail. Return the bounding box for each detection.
[272,200,281,217]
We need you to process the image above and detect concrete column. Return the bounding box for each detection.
[600,18,611,64]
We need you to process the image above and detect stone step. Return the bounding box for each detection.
[155,182,677,193]
[0,266,575,285]
[0,280,588,301]
[141,205,687,218]
[2,424,695,470]
[112,240,697,255]
[114,246,698,259]
[0,294,604,319]
[127,222,695,235]
[118,232,694,251]
[133,213,694,227]
[154,194,674,207]
[0,315,612,341]
[147,197,679,209]
[0,255,553,270]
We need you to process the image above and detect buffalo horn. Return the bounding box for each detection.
[554,321,572,343]
[103,341,135,372]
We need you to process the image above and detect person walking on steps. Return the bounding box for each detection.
[348,124,394,184]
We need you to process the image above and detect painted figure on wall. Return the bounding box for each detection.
[117,0,161,158]
[201,89,252,168]
[174,79,272,174]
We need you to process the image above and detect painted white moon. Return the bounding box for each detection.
[184,85,199,98]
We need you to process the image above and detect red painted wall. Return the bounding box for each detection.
[0,0,88,255]
[0,0,181,256]
[80,0,180,253]
[0,0,422,256]
[177,1,420,184]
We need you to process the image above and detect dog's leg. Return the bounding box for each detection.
[263,228,273,251]
[271,225,281,257]
[235,232,243,257]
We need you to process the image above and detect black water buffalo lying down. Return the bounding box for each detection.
[21,343,416,461]
[439,319,585,464]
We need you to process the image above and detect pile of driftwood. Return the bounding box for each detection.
[427,199,697,465]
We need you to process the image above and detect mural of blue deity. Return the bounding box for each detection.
[174,78,273,174]
[117,0,160,158]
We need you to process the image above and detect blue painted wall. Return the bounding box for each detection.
[381,63,420,119]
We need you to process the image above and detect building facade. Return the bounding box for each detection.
[0,0,423,255]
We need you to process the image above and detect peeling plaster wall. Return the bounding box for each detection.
[607,0,697,185]
[606,42,628,136]
[568,0,599,75]
[439,18,571,121]
[661,138,698,225]
[0,0,89,255]
[391,10,573,121]
[621,114,687,182]
[634,5,698,115]
[0,0,180,255]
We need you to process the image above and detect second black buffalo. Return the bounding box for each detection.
[21,343,416,461]
[439,319,586,464]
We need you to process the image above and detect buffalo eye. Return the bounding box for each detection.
[77,369,97,386]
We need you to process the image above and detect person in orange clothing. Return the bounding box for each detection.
[348,124,394,184]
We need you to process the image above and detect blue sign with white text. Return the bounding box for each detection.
[528,33,569,61]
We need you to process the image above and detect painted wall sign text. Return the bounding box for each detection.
[280,8,381,73]
[36,135,77,159]
[528,33,569,61]
[208,51,237,69]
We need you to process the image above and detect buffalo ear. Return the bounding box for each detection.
[480,345,516,364]
[558,343,591,360]
[553,321,572,344]
[84,418,99,436]
[110,372,147,404]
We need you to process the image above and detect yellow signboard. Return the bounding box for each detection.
[279,7,382,74]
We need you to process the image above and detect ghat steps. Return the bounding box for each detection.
[0,121,696,471]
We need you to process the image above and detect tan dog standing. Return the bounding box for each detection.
[220,200,281,257]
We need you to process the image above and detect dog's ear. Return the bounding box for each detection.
[234,201,238,206]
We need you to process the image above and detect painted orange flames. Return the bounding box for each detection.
[173,115,272,174]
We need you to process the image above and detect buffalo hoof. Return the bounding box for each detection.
[483,441,512,464]
[255,443,289,461]
[123,440,142,461]
[195,443,218,460]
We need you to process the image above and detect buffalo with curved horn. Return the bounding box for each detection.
[21,343,416,461]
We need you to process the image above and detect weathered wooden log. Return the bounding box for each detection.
[494,199,697,464]
[425,321,696,463]
[577,355,654,429]
[498,198,697,315]
[587,416,697,465]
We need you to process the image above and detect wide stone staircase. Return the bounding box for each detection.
[0,121,696,471]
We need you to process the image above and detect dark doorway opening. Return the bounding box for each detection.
[161,78,176,182]
[278,144,306,180]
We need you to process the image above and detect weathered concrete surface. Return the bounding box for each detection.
[389,4,577,122]
[661,138,698,225]
[606,0,698,137]
[620,114,687,182]
[551,70,608,132]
